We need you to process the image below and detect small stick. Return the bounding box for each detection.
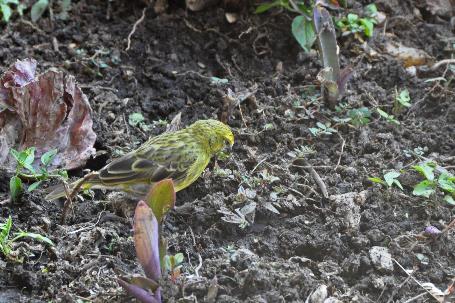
[300,159,329,198]
[441,217,455,235]
[60,182,73,224]
[125,8,147,51]
[430,59,455,71]
[60,172,97,224]
[335,133,345,171]
[392,259,441,302]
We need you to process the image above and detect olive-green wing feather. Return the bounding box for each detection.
[98,134,199,186]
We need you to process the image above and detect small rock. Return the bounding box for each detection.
[310,285,328,303]
[369,246,393,272]
[375,11,387,25]
[324,298,342,303]
[367,229,385,243]
[372,277,385,289]
[330,191,368,230]
[405,66,417,77]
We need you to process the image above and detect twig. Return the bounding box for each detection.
[335,133,345,171]
[392,258,440,302]
[19,19,45,34]
[430,59,455,71]
[441,217,455,235]
[60,172,97,224]
[299,159,329,198]
[60,182,73,224]
[291,165,335,169]
[125,7,147,51]
[251,158,268,174]
[384,276,412,303]
[401,292,428,303]
[66,211,105,235]
[238,104,247,128]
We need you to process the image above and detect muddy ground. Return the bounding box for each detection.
[0,0,454,302]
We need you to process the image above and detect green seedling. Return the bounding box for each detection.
[369,170,403,190]
[0,216,54,261]
[164,253,184,282]
[218,202,256,229]
[393,88,411,114]
[9,147,67,202]
[335,4,378,39]
[288,145,317,158]
[255,0,316,52]
[403,146,427,159]
[347,107,371,126]
[0,0,24,22]
[412,162,455,204]
[377,108,400,125]
[309,121,337,136]
[31,0,48,22]
[128,112,152,132]
[333,105,371,127]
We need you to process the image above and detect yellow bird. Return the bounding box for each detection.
[46,119,234,200]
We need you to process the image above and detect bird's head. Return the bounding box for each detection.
[190,119,234,154]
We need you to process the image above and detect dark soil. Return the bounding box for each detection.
[1,0,454,302]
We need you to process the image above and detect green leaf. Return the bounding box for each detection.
[376,108,389,119]
[10,176,22,202]
[383,171,403,189]
[444,195,455,206]
[145,179,176,223]
[291,15,316,53]
[10,149,21,163]
[16,3,26,16]
[438,173,455,193]
[1,4,12,22]
[348,107,371,126]
[359,18,374,37]
[23,147,36,173]
[384,171,400,187]
[41,149,57,166]
[174,252,184,265]
[377,108,400,125]
[12,231,54,246]
[412,180,435,198]
[128,112,145,127]
[0,216,12,244]
[255,1,280,14]
[365,4,377,17]
[309,128,320,136]
[58,170,69,180]
[27,181,42,192]
[412,162,435,181]
[347,13,359,23]
[393,180,404,190]
[210,77,229,85]
[368,177,385,185]
[397,89,411,107]
[0,216,12,256]
[31,0,49,22]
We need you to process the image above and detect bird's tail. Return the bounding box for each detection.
[45,173,103,201]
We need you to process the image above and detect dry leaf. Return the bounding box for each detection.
[0,59,96,171]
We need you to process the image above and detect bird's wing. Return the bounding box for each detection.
[99,134,199,186]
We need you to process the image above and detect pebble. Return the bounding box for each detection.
[369,246,393,272]
[310,285,328,303]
